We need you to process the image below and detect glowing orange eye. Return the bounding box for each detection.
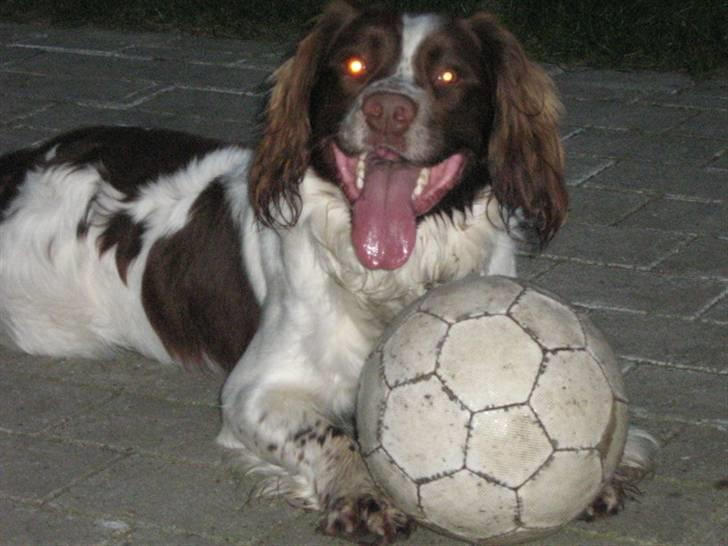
[436,69,458,85]
[345,56,367,77]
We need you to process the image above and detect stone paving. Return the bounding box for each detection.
[0,20,726,546]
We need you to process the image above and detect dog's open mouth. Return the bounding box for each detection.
[332,143,465,270]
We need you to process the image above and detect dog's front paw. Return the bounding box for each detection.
[320,494,414,545]
[582,481,630,520]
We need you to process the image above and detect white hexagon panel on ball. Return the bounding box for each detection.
[382,377,470,481]
[438,315,543,411]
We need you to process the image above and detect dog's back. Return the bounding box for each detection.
[0,127,258,369]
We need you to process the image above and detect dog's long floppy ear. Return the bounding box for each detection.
[250,1,359,228]
[469,13,567,247]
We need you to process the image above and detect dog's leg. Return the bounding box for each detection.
[219,385,414,544]
[584,427,659,519]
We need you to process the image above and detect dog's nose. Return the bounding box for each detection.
[362,92,417,136]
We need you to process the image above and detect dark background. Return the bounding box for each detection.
[1,0,727,75]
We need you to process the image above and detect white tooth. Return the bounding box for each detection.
[356,153,367,190]
[412,167,430,198]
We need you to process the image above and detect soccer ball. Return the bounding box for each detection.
[356,275,629,545]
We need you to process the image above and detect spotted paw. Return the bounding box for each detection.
[582,482,625,520]
[320,494,415,544]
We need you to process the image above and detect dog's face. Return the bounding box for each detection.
[250,1,567,270]
[311,11,494,163]
[309,11,496,269]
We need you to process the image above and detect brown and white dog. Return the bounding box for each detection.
[0,1,655,542]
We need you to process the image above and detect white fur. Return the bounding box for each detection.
[216,170,514,505]
[0,164,129,357]
[397,14,443,83]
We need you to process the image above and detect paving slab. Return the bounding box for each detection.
[135,87,264,126]
[651,80,728,111]
[0,19,726,546]
[674,109,728,140]
[710,152,728,171]
[53,454,299,543]
[0,94,52,121]
[0,433,123,500]
[18,101,175,132]
[625,366,728,423]
[588,309,727,373]
[544,223,689,268]
[0,69,161,104]
[562,97,697,132]
[583,158,728,201]
[516,254,559,281]
[565,186,649,225]
[11,50,270,90]
[112,522,228,546]
[539,262,725,316]
[0,46,42,67]
[619,197,727,235]
[566,127,723,166]
[702,295,728,323]
[0,367,117,434]
[0,498,127,546]
[0,123,56,148]
[656,236,728,279]
[121,39,283,67]
[0,22,178,50]
[553,68,693,101]
[653,423,728,485]
[53,392,223,465]
[563,154,615,187]
[1,346,222,406]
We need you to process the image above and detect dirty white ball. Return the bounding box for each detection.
[356,275,629,545]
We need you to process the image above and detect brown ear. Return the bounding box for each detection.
[249,1,359,228]
[469,13,567,247]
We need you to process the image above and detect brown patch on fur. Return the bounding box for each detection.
[142,180,259,371]
[97,213,145,284]
[249,1,359,228]
[467,13,567,246]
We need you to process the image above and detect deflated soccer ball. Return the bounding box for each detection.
[356,275,629,545]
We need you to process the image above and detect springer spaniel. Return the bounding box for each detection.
[0,1,655,542]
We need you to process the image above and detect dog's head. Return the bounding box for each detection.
[250,1,566,270]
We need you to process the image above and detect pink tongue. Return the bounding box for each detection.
[352,162,420,270]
